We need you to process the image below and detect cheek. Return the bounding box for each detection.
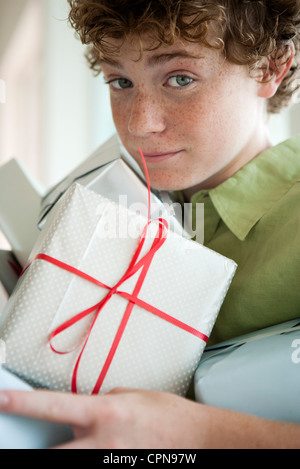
[171,93,220,151]
[111,101,126,132]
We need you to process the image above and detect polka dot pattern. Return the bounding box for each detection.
[0,184,236,396]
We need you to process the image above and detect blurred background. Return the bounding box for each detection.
[0,0,300,249]
[0,0,116,188]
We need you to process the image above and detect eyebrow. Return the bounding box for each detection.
[147,51,203,66]
[99,51,203,69]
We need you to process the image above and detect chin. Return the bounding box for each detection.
[148,177,193,193]
[149,180,180,192]
[144,170,186,192]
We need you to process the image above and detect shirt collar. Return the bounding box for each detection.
[191,136,300,241]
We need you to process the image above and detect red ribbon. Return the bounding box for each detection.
[23,149,208,394]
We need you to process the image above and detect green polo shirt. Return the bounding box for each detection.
[181,136,300,345]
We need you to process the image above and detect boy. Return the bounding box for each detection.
[0,0,300,448]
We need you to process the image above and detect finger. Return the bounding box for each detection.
[0,389,95,427]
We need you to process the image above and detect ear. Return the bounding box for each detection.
[257,42,295,99]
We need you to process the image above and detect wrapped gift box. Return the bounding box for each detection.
[0,282,8,315]
[0,250,22,296]
[0,183,236,396]
[38,134,186,238]
[0,159,45,267]
[194,319,300,423]
[45,157,186,237]
[0,250,21,315]
[38,134,122,228]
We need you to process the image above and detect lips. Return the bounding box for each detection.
[141,150,183,162]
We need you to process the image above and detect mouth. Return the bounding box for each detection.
[141,150,183,163]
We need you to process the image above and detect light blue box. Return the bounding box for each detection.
[0,368,73,449]
[194,319,300,423]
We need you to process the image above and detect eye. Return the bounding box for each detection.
[105,78,133,89]
[167,75,193,87]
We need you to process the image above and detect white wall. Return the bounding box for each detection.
[268,107,300,145]
[0,0,44,178]
[41,0,115,187]
[0,0,115,189]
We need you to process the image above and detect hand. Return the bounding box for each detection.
[0,387,209,449]
[1,387,300,449]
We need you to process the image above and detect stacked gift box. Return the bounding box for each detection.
[0,134,237,398]
[0,250,22,314]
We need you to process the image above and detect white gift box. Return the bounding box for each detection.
[38,134,186,238]
[194,319,300,423]
[0,183,236,396]
[0,282,8,316]
[0,250,22,296]
[38,134,122,228]
[56,157,186,237]
[0,250,22,316]
[0,158,45,267]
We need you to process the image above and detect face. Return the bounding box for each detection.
[101,35,270,195]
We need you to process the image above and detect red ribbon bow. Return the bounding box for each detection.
[23,149,208,394]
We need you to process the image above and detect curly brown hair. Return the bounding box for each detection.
[67,0,300,113]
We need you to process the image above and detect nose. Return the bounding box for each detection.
[128,90,167,137]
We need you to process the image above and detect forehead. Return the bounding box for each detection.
[98,34,223,69]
